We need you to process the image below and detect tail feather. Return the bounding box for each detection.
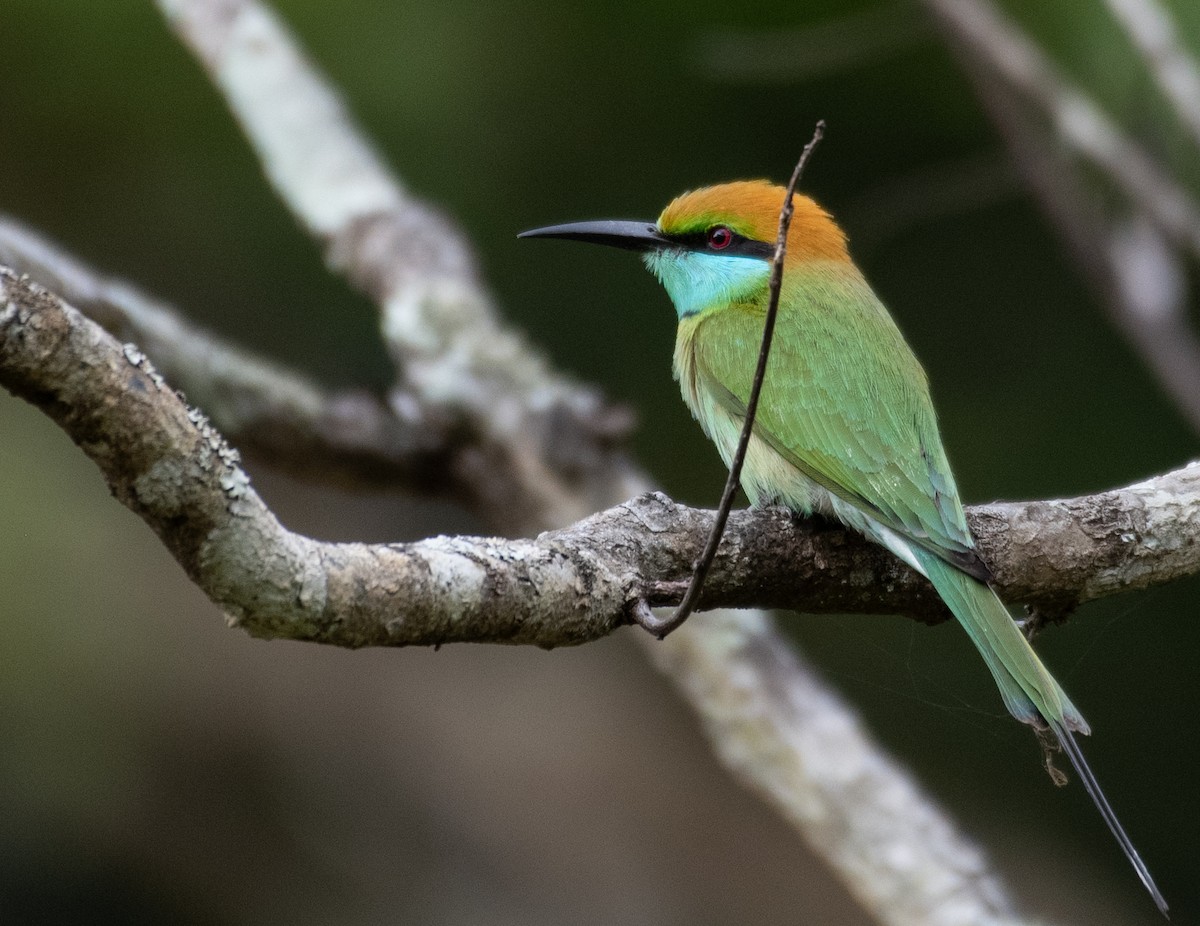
[911,547,1087,733]
[909,545,1167,916]
[1056,721,1169,916]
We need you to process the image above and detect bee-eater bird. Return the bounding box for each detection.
[520,179,1166,914]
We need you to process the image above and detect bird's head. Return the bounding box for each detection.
[520,180,849,319]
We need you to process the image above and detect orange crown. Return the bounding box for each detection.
[657,180,849,263]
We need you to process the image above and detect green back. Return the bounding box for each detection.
[690,260,983,574]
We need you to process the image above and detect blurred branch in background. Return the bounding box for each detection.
[0,218,451,491]
[1103,0,1200,150]
[4,0,1200,923]
[158,0,635,536]
[945,51,1200,440]
[920,0,1200,257]
[921,0,1200,434]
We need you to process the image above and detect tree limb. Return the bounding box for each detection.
[5,268,1195,647]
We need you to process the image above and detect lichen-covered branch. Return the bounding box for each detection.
[0,268,617,647]
[5,268,1196,646]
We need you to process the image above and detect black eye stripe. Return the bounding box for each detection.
[668,230,774,259]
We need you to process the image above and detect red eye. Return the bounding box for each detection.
[707,226,733,250]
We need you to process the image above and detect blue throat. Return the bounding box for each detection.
[643,248,771,319]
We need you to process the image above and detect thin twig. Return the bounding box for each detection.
[646,121,826,639]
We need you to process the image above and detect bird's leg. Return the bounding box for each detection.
[1018,604,1048,641]
[1035,724,1070,787]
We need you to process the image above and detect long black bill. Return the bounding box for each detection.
[518,219,669,252]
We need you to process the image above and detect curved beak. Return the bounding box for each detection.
[518,219,670,252]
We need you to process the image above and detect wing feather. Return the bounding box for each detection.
[688,262,989,579]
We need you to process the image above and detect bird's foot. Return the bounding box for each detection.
[1035,725,1070,787]
[1017,606,1048,642]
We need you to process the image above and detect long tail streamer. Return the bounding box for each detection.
[1054,722,1168,917]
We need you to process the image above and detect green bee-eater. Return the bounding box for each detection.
[521,180,1165,913]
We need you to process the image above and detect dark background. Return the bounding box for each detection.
[2,1,1197,923]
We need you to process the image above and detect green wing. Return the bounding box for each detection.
[691,262,988,579]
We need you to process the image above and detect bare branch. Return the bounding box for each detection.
[0,268,622,647]
[5,268,1195,644]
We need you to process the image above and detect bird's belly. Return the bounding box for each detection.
[682,378,833,516]
[684,378,927,575]
[743,435,834,516]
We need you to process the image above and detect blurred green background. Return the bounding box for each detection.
[2,0,1198,923]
